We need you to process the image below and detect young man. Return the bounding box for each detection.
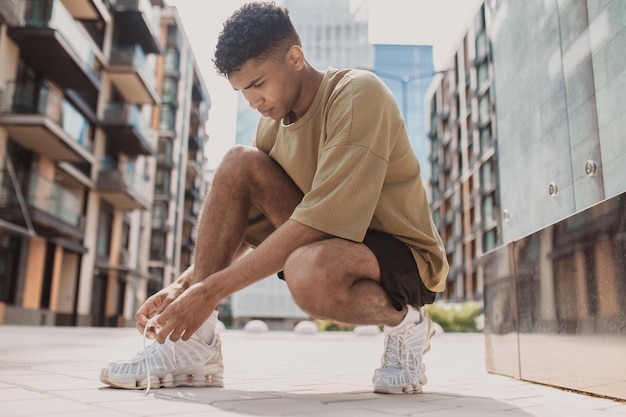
[101,2,448,395]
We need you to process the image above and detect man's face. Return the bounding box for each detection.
[228,53,300,121]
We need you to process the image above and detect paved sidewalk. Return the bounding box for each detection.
[0,325,624,417]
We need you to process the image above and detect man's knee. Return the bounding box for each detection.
[283,244,335,317]
[218,145,263,176]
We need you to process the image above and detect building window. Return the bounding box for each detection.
[121,221,130,251]
[155,168,170,196]
[479,92,490,126]
[164,48,180,72]
[161,77,178,104]
[96,208,113,257]
[159,104,176,131]
[481,159,495,189]
[157,137,172,165]
[152,201,168,229]
[477,61,489,89]
[150,234,166,260]
[482,192,496,226]
[480,126,491,155]
[483,229,497,253]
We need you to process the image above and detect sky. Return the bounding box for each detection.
[165,0,483,169]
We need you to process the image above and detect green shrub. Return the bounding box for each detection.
[425,302,483,333]
[313,302,483,333]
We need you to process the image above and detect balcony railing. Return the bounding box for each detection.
[110,43,157,91]
[104,158,149,199]
[0,81,92,151]
[0,169,82,227]
[103,102,153,144]
[14,0,98,78]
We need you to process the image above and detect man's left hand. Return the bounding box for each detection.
[153,281,215,344]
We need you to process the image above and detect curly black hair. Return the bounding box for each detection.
[213,2,301,77]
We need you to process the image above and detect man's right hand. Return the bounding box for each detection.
[135,281,187,339]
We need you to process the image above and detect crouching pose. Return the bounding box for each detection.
[101,1,448,395]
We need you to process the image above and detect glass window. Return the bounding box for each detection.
[96,209,113,257]
[159,104,176,131]
[164,48,179,72]
[483,229,497,253]
[161,77,178,104]
[482,192,495,224]
[152,201,168,229]
[480,126,491,154]
[150,234,166,260]
[155,168,170,195]
[157,137,172,164]
[479,92,490,125]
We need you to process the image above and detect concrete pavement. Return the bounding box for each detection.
[0,325,624,417]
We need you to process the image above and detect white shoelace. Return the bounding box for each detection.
[143,316,159,396]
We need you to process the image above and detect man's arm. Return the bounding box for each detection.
[153,219,328,343]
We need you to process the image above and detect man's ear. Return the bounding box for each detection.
[286,45,305,71]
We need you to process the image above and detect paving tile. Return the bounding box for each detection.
[1,373,102,391]
[93,397,220,416]
[0,398,99,417]
[0,387,51,401]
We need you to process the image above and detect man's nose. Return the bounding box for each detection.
[243,90,262,110]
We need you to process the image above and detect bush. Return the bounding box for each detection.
[313,302,483,333]
[425,302,483,333]
[315,319,356,332]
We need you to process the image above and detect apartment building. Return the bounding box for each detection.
[426,2,497,301]
[147,6,210,304]
[0,0,210,328]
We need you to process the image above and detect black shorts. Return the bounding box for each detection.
[363,229,436,311]
[278,229,436,311]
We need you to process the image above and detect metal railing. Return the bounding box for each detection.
[110,44,156,90]
[103,102,153,145]
[0,169,82,227]
[15,0,98,77]
[0,80,91,150]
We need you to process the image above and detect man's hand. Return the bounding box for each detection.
[135,281,187,339]
[152,281,216,344]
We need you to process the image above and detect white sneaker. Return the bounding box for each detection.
[100,333,224,390]
[372,307,434,394]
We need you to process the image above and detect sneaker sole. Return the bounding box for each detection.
[100,363,224,390]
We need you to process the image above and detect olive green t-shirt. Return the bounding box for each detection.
[250,68,448,292]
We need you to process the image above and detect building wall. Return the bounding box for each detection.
[492,0,626,243]
[483,0,626,400]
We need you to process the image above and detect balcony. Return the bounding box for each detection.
[0,170,84,239]
[61,0,109,20]
[186,149,203,178]
[111,0,161,54]
[188,134,203,151]
[8,0,101,91]
[108,44,159,105]
[96,160,149,210]
[101,103,155,157]
[0,81,94,164]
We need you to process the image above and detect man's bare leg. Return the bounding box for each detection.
[190,145,304,285]
[284,239,406,327]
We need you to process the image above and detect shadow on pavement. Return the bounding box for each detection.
[153,387,535,416]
